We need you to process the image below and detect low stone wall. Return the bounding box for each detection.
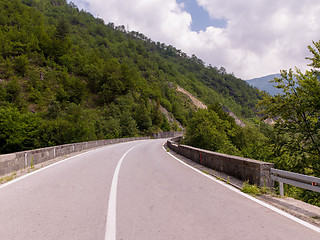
[0,132,184,178]
[151,131,183,139]
[167,138,274,187]
[0,137,151,177]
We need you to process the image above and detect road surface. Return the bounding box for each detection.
[0,139,319,239]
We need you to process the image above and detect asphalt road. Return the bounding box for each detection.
[0,139,319,239]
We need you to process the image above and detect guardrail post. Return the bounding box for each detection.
[279,182,284,197]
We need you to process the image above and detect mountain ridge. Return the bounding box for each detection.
[246,74,282,95]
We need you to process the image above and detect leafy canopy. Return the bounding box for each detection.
[260,40,320,176]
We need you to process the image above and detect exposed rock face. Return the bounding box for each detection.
[221,106,246,127]
[263,118,276,125]
[175,85,246,127]
[159,105,184,130]
[176,86,207,109]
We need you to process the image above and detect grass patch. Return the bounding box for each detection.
[241,181,272,196]
[241,181,262,196]
[0,172,17,184]
[31,156,34,169]
[227,177,231,184]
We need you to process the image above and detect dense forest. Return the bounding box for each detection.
[0,0,261,154]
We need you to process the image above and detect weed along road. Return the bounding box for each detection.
[0,139,319,240]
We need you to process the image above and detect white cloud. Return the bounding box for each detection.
[70,0,320,79]
[196,0,320,78]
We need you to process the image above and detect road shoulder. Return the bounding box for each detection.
[164,143,320,228]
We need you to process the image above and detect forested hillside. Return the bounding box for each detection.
[0,0,261,154]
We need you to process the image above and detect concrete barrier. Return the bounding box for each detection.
[0,132,184,177]
[0,137,146,177]
[151,131,183,139]
[167,138,274,187]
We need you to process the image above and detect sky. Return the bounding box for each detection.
[69,0,320,79]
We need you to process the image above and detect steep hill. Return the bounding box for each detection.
[0,0,261,153]
[246,74,282,96]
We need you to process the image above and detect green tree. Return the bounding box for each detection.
[5,78,22,104]
[260,40,320,176]
[151,101,163,126]
[161,116,171,131]
[184,108,240,155]
[120,111,139,137]
[103,117,121,139]
[0,106,42,153]
[233,126,271,161]
[14,54,29,76]
[135,104,152,132]
[56,18,69,39]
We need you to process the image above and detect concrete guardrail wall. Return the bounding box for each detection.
[167,137,274,187]
[0,131,181,178]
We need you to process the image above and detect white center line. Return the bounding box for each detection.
[105,145,137,240]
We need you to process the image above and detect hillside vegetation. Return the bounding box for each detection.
[0,0,261,154]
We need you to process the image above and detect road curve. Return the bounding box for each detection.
[0,139,319,240]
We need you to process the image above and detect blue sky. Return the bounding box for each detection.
[69,0,320,79]
[177,0,226,31]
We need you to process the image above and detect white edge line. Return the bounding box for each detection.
[105,145,137,240]
[0,148,100,190]
[162,145,320,233]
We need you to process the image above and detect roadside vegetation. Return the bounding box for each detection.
[241,181,271,196]
[184,41,320,206]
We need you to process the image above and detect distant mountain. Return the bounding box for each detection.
[246,74,282,96]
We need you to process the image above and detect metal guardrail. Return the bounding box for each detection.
[271,168,320,197]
